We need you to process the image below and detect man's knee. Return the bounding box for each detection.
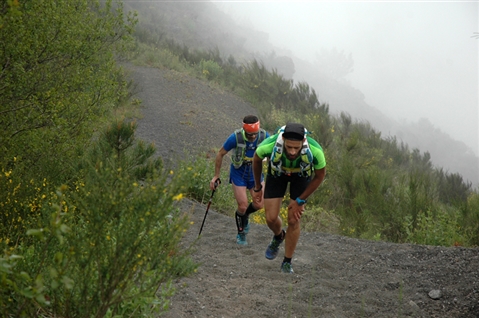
[265,212,280,225]
[253,201,264,210]
[287,216,300,228]
[236,202,249,213]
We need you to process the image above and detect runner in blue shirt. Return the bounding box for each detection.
[210,115,270,245]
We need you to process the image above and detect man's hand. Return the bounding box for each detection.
[288,199,305,222]
[209,177,221,191]
[252,187,263,205]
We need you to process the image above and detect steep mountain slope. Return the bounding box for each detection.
[126,1,478,187]
[126,64,479,318]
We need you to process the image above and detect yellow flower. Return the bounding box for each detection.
[169,170,174,175]
[133,182,138,187]
[173,193,184,201]
[106,235,111,240]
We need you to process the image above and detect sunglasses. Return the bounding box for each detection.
[245,132,259,138]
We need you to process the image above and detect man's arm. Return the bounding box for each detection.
[210,147,228,190]
[288,167,326,221]
[297,167,326,201]
[252,152,263,191]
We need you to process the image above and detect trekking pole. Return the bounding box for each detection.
[198,178,221,237]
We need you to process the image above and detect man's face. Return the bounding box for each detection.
[283,138,303,161]
[245,131,258,142]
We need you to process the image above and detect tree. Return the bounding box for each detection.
[0,0,137,178]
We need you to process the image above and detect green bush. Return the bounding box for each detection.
[133,43,187,72]
[1,120,197,317]
[176,153,237,215]
[404,206,467,246]
[199,59,224,81]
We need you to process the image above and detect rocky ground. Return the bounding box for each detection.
[126,64,479,318]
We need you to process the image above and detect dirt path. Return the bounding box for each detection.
[126,64,479,318]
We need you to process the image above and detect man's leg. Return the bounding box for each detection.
[281,175,309,273]
[284,206,302,258]
[264,197,283,236]
[232,182,249,226]
[232,183,249,244]
[264,197,286,259]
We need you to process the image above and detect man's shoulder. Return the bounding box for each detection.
[306,136,322,148]
[260,134,278,145]
[223,131,239,149]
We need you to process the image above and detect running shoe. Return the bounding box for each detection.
[236,232,247,245]
[265,232,284,260]
[281,261,294,273]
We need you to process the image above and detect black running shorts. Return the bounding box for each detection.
[263,173,311,200]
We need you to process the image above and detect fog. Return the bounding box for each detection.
[215,1,478,155]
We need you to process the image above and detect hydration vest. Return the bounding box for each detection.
[232,128,267,169]
[270,125,314,177]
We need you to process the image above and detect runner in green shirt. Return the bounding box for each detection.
[252,123,326,273]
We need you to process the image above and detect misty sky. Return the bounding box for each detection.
[215,1,478,155]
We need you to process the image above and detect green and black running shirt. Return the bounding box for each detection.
[256,133,326,175]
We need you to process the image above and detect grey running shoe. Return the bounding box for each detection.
[236,232,247,245]
[265,232,284,260]
[281,262,294,273]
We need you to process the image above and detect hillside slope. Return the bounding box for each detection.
[126,64,479,318]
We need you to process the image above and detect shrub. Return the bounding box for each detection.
[199,59,224,81]
[1,120,197,317]
[404,206,467,246]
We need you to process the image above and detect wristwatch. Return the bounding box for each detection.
[295,197,307,206]
[253,184,263,192]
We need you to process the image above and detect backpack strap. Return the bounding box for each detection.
[270,126,286,176]
[232,129,246,169]
[270,126,313,177]
[258,128,266,144]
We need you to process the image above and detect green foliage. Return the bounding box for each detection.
[0,2,202,316]
[199,59,224,81]
[36,1,476,250]
[404,207,467,246]
[300,206,340,234]
[132,43,187,72]
[461,192,479,246]
[435,169,472,205]
[0,0,137,183]
[175,153,237,213]
[1,120,197,317]
[236,60,329,116]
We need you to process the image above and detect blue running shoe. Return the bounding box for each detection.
[236,232,247,245]
[281,262,294,273]
[265,232,284,260]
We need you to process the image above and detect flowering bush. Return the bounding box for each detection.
[1,120,197,317]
